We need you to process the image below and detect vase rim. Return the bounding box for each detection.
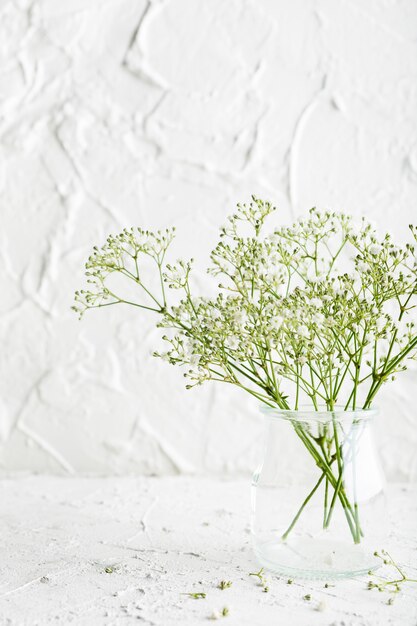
[260,404,378,422]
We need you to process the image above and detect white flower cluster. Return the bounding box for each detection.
[74,198,417,410]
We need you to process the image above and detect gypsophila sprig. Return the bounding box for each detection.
[218,580,232,590]
[249,567,269,591]
[73,227,175,316]
[367,550,417,602]
[74,197,417,543]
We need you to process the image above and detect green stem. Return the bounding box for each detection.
[324,472,343,529]
[290,424,361,543]
[282,472,326,541]
[323,476,329,529]
[323,418,361,542]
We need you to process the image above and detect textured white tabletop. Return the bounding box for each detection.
[0,477,416,626]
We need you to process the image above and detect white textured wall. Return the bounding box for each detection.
[1,0,417,478]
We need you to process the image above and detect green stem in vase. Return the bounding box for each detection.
[323,477,329,529]
[321,416,363,541]
[281,472,327,541]
[283,423,362,544]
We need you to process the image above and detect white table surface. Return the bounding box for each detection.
[0,477,416,625]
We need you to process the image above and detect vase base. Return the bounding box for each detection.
[254,537,381,580]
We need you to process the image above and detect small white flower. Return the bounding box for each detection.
[310,297,322,308]
[297,325,309,338]
[312,313,325,325]
[369,244,381,256]
[233,311,246,325]
[225,336,239,350]
[263,270,284,286]
[268,253,280,266]
[356,261,368,272]
[269,315,284,330]
[189,354,201,366]
[183,339,195,356]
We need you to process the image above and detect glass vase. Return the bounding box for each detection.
[251,407,386,579]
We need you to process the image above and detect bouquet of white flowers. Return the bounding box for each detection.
[74,198,417,547]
